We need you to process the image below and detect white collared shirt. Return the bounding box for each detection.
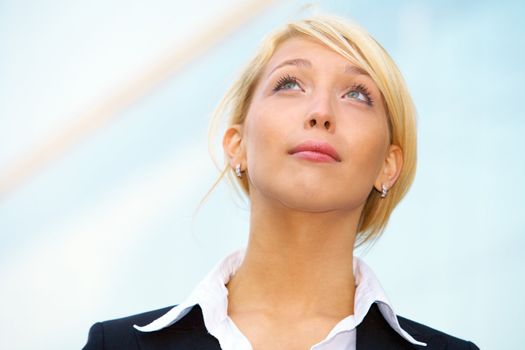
[135,249,426,349]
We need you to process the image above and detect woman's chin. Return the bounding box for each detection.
[273,193,358,214]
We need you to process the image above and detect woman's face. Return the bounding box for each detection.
[230,37,397,213]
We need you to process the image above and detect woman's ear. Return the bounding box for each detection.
[374,145,403,192]
[222,124,245,169]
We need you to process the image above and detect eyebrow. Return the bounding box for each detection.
[268,58,311,76]
[267,57,370,78]
[344,64,370,77]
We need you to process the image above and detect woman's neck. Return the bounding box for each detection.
[227,195,361,320]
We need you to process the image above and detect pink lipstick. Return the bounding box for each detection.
[289,140,341,163]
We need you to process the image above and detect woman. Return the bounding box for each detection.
[83,14,479,350]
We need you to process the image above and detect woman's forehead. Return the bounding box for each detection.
[264,37,368,77]
[269,37,338,65]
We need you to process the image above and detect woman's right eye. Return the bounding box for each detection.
[273,74,302,92]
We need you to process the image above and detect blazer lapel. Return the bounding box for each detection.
[134,305,222,350]
[135,330,222,350]
[356,303,419,350]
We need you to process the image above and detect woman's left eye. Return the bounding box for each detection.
[344,84,373,106]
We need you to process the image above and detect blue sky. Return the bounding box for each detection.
[1,1,524,348]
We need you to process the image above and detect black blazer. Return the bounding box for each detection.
[83,303,479,349]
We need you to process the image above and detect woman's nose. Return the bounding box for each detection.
[308,116,332,130]
[305,109,336,133]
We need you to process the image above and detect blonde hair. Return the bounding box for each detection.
[206,14,417,247]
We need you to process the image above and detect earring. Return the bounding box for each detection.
[235,164,243,178]
[380,184,389,198]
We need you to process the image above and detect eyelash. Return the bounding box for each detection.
[347,83,374,106]
[272,74,374,106]
[273,74,300,92]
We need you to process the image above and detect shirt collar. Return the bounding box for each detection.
[134,249,426,347]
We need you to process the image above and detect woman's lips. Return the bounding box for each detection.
[291,150,338,162]
[289,140,341,162]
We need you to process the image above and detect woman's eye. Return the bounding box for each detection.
[344,84,373,106]
[281,81,300,90]
[346,90,367,102]
[273,74,302,92]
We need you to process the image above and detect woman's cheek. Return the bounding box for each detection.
[356,131,389,181]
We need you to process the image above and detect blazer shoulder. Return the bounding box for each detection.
[104,305,176,329]
[82,305,175,350]
[397,315,479,350]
